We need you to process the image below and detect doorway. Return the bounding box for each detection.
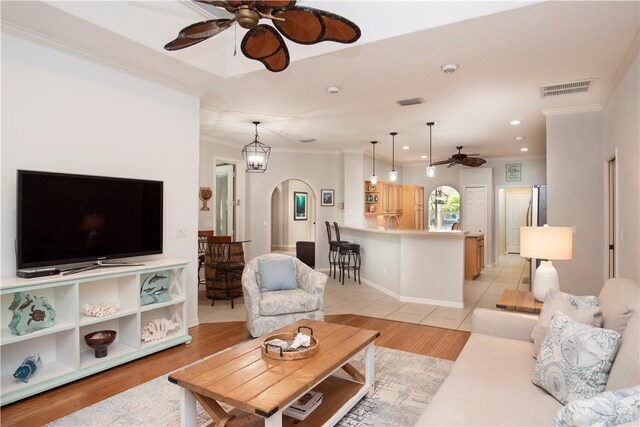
[270,179,316,252]
[215,163,235,238]
[506,189,532,253]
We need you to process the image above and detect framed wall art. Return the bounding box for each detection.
[506,163,522,182]
[294,191,308,220]
[321,189,335,207]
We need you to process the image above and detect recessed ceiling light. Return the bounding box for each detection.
[441,64,459,74]
[402,146,410,150]
[510,120,522,125]
[420,155,428,159]
[515,136,525,141]
[326,86,341,94]
[520,147,529,152]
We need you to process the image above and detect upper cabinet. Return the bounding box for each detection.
[401,185,425,230]
[364,181,403,216]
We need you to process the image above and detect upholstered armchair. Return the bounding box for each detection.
[242,253,327,337]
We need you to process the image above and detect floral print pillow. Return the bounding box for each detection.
[553,385,640,427]
[532,311,621,404]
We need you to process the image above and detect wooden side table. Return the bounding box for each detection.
[496,289,543,314]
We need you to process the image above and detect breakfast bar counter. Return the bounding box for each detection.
[339,226,465,308]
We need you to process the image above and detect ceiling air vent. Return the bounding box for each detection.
[541,79,594,98]
[396,97,425,107]
[299,138,316,143]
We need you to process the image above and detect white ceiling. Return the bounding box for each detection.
[2,1,638,164]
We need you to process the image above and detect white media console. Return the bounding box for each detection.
[0,259,190,405]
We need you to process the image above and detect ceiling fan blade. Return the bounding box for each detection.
[164,35,209,51]
[241,24,290,72]
[465,153,480,157]
[182,19,234,39]
[447,163,457,168]
[164,19,233,51]
[194,0,238,13]
[272,7,324,44]
[462,157,487,167]
[431,159,454,166]
[226,0,253,6]
[273,6,360,45]
[315,9,361,43]
[262,0,296,8]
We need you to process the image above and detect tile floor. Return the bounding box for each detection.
[198,254,531,332]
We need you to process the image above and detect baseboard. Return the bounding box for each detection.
[360,277,465,309]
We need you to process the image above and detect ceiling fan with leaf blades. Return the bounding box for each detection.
[432,146,487,168]
[164,0,361,72]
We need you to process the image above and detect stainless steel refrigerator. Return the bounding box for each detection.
[526,185,547,289]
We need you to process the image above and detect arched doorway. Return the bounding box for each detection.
[270,179,316,253]
[428,185,460,230]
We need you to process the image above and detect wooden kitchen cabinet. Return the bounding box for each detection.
[401,185,425,229]
[465,234,485,280]
[366,181,402,215]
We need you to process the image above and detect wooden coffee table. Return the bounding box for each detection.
[169,319,380,427]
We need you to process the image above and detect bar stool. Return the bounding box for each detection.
[333,222,361,285]
[197,236,207,286]
[325,221,341,278]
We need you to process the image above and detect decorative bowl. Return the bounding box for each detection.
[84,330,117,358]
[261,326,319,361]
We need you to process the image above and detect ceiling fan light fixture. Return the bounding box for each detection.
[242,121,271,173]
[389,132,398,182]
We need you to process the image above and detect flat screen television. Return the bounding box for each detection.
[17,170,163,270]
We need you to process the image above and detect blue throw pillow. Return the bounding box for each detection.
[258,258,297,292]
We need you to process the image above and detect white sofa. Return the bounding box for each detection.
[418,278,640,426]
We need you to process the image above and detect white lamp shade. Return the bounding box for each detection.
[520,225,573,260]
[370,175,378,185]
[426,165,436,178]
[388,170,398,182]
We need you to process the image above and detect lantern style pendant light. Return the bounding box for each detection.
[388,132,398,182]
[426,122,436,178]
[242,121,271,173]
[370,141,378,185]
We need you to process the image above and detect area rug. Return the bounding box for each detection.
[47,347,452,427]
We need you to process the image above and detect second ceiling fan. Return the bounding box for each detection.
[432,146,487,168]
[164,1,361,72]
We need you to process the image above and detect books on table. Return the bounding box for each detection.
[283,391,323,420]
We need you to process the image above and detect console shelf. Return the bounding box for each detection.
[0,259,190,405]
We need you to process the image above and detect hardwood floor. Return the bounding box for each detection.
[0,315,469,426]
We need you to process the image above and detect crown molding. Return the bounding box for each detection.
[1,21,205,98]
[542,104,603,117]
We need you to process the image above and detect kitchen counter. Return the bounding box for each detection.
[339,226,465,308]
[341,226,466,238]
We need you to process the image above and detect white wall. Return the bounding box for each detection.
[546,110,604,296]
[603,55,639,283]
[1,34,200,325]
[344,152,365,227]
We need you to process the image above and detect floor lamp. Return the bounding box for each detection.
[520,225,573,302]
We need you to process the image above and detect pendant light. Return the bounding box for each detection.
[370,141,378,185]
[242,121,271,173]
[426,122,436,178]
[388,132,398,182]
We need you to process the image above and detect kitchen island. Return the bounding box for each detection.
[340,226,466,308]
